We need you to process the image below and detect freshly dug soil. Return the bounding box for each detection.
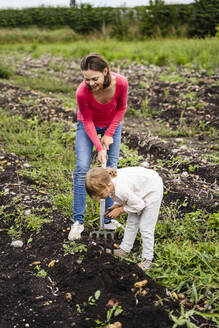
[0,229,182,328]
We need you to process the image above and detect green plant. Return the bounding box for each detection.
[0,63,12,78]
[19,167,47,186]
[169,305,198,328]
[106,304,123,322]
[95,303,123,327]
[63,241,87,255]
[88,290,101,305]
[76,290,101,314]
[11,75,73,95]
[159,72,186,83]
[141,96,159,116]
[53,194,73,216]
[195,311,219,326]
[188,164,199,172]
[25,214,51,232]
[118,143,143,167]
[34,265,47,278]
[49,61,66,72]
[76,303,83,313]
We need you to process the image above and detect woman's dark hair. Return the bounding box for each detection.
[80,53,111,89]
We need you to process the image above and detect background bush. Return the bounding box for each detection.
[0,0,218,39]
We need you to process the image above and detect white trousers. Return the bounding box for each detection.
[120,196,163,260]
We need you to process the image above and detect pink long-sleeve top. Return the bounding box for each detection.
[76,72,128,152]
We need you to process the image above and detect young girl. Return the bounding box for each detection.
[85,166,163,270]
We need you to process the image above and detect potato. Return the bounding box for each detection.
[171,291,178,300]
[134,279,148,288]
[105,322,122,328]
[48,260,56,268]
[65,293,72,302]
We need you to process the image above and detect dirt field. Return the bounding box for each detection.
[0,55,218,327]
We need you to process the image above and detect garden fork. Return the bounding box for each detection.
[89,146,114,254]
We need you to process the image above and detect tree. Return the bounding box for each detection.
[188,0,219,37]
[141,0,172,37]
[70,0,77,8]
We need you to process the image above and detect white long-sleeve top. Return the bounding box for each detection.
[111,167,163,215]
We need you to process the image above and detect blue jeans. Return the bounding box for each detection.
[73,120,122,224]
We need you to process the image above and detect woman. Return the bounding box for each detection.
[68,53,128,240]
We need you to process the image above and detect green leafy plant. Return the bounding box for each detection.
[195,311,219,326]
[34,265,47,278]
[76,290,101,314]
[63,241,87,255]
[95,303,123,327]
[19,167,47,186]
[169,305,198,328]
[0,63,13,79]
[106,304,123,322]
[88,290,101,306]
[118,143,143,167]
[188,164,199,172]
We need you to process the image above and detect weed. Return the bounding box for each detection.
[0,112,75,212]
[76,290,101,314]
[141,96,159,116]
[25,214,51,233]
[106,304,123,322]
[49,61,66,72]
[34,265,47,278]
[19,167,47,186]
[139,81,150,89]
[63,241,87,255]
[160,72,186,83]
[150,207,219,304]
[118,143,143,167]
[53,194,73,217]
[0,63,12,79]
[188,164,200,173]
[95,303,123,327]
[170,305,198,328]
[88,290,101,306]
[195,311,219,326]
[157,156,190,170]
[126,106,142,117]
[11,75,74,95]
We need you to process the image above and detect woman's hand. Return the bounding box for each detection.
[97,149,107,165]
[101,135,113,150]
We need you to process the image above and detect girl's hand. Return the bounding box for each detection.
[105,204,121,214]
[107,206,125,219]
[101,135,113,150]
[97,149,107,165]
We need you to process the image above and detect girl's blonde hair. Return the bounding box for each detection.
[85,167,117,198]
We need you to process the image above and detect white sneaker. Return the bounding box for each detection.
[68,221,84,240]
[137,258,152,270]
[114,248,129,259]
[104,219,124,231]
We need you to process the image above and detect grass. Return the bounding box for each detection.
[151,208,218,304]
[11,75,74,95]
[0,28,219,71]
[0,62,13,78]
